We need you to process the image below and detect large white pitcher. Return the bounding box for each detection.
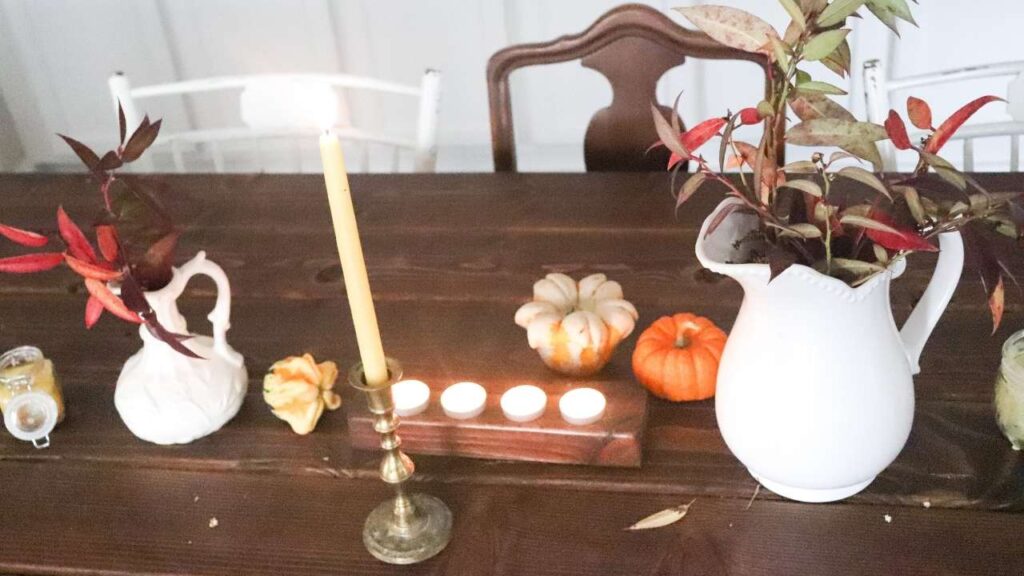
[114,252,247,445]
[695,199,964,502]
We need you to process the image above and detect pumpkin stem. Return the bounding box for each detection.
[675,321,698,348]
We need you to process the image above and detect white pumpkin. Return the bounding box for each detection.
[515,273,638,376]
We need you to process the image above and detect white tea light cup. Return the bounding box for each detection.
[500,385,547,423]
[440,381,487,420]
[559,388,606,426]
[392,379,430,417]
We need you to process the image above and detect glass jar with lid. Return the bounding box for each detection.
[995,330,1024,450]
[0,346,64,448]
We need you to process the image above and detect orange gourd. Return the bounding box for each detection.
[631,313,727,402]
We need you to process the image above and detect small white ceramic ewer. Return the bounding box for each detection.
[114,252,247,445]
[696,199,964,503]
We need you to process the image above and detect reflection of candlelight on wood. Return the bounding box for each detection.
[392,379,430,417]
[559,388,606,426]
[500,385,547,423]
[440,382,486,420]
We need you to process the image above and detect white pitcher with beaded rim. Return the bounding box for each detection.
[114,251,247,445]
[695,199,964,503]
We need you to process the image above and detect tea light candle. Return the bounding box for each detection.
[392,379,430,417]
[500,385,547,423]
[440,381,486,420]
[559,388,606,426]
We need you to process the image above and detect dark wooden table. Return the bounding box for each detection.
[0,173,1022,575]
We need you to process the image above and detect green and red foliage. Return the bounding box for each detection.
[653,1,1021,333]
[0,105,198,356]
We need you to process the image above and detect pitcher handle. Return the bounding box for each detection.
[900,232,964,375]
[176,251,233,360]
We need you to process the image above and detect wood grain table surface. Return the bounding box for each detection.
[0,172,1021,575]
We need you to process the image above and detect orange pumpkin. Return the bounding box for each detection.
[631,313,727,402]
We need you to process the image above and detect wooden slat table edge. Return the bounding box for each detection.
[1,459,1023,576]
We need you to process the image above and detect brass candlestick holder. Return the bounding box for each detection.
[348,358,452,564]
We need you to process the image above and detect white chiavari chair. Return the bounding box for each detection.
[863,59,1024,172]
[108,70,442,173]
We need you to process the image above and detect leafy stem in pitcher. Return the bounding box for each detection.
[0,103,197,357]
[654,1,1023,333]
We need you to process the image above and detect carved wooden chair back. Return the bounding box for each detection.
[487,3,772,172]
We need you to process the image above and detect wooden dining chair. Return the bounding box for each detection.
[863,59,1024,171]
[487,3,771,172]
[108,70,442,173]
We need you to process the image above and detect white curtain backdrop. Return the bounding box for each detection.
[0,0,1020,172]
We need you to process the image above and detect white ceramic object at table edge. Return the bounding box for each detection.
[114,252,248,445]
[695,199,963,503]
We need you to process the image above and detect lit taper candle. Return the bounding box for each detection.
[319,131,389,386]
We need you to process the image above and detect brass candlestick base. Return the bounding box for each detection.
[349,358,452,565]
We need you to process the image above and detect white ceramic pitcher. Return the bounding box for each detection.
[114,251,247,445]
[695,199,964,502]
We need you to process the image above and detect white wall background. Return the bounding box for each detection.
[0,0,1021,173]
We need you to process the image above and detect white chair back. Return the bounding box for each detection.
[108,71,442,173]
[863,59,1024,172]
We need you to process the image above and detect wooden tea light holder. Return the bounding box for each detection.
[346,370,648,468]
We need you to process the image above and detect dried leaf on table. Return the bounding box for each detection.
[625,499,696,531]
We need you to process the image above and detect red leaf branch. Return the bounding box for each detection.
[83,279,142,324]
[0,253,64,273]
[0,223,49,248]
[57,206,99,263]
[925,95,1004,154]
